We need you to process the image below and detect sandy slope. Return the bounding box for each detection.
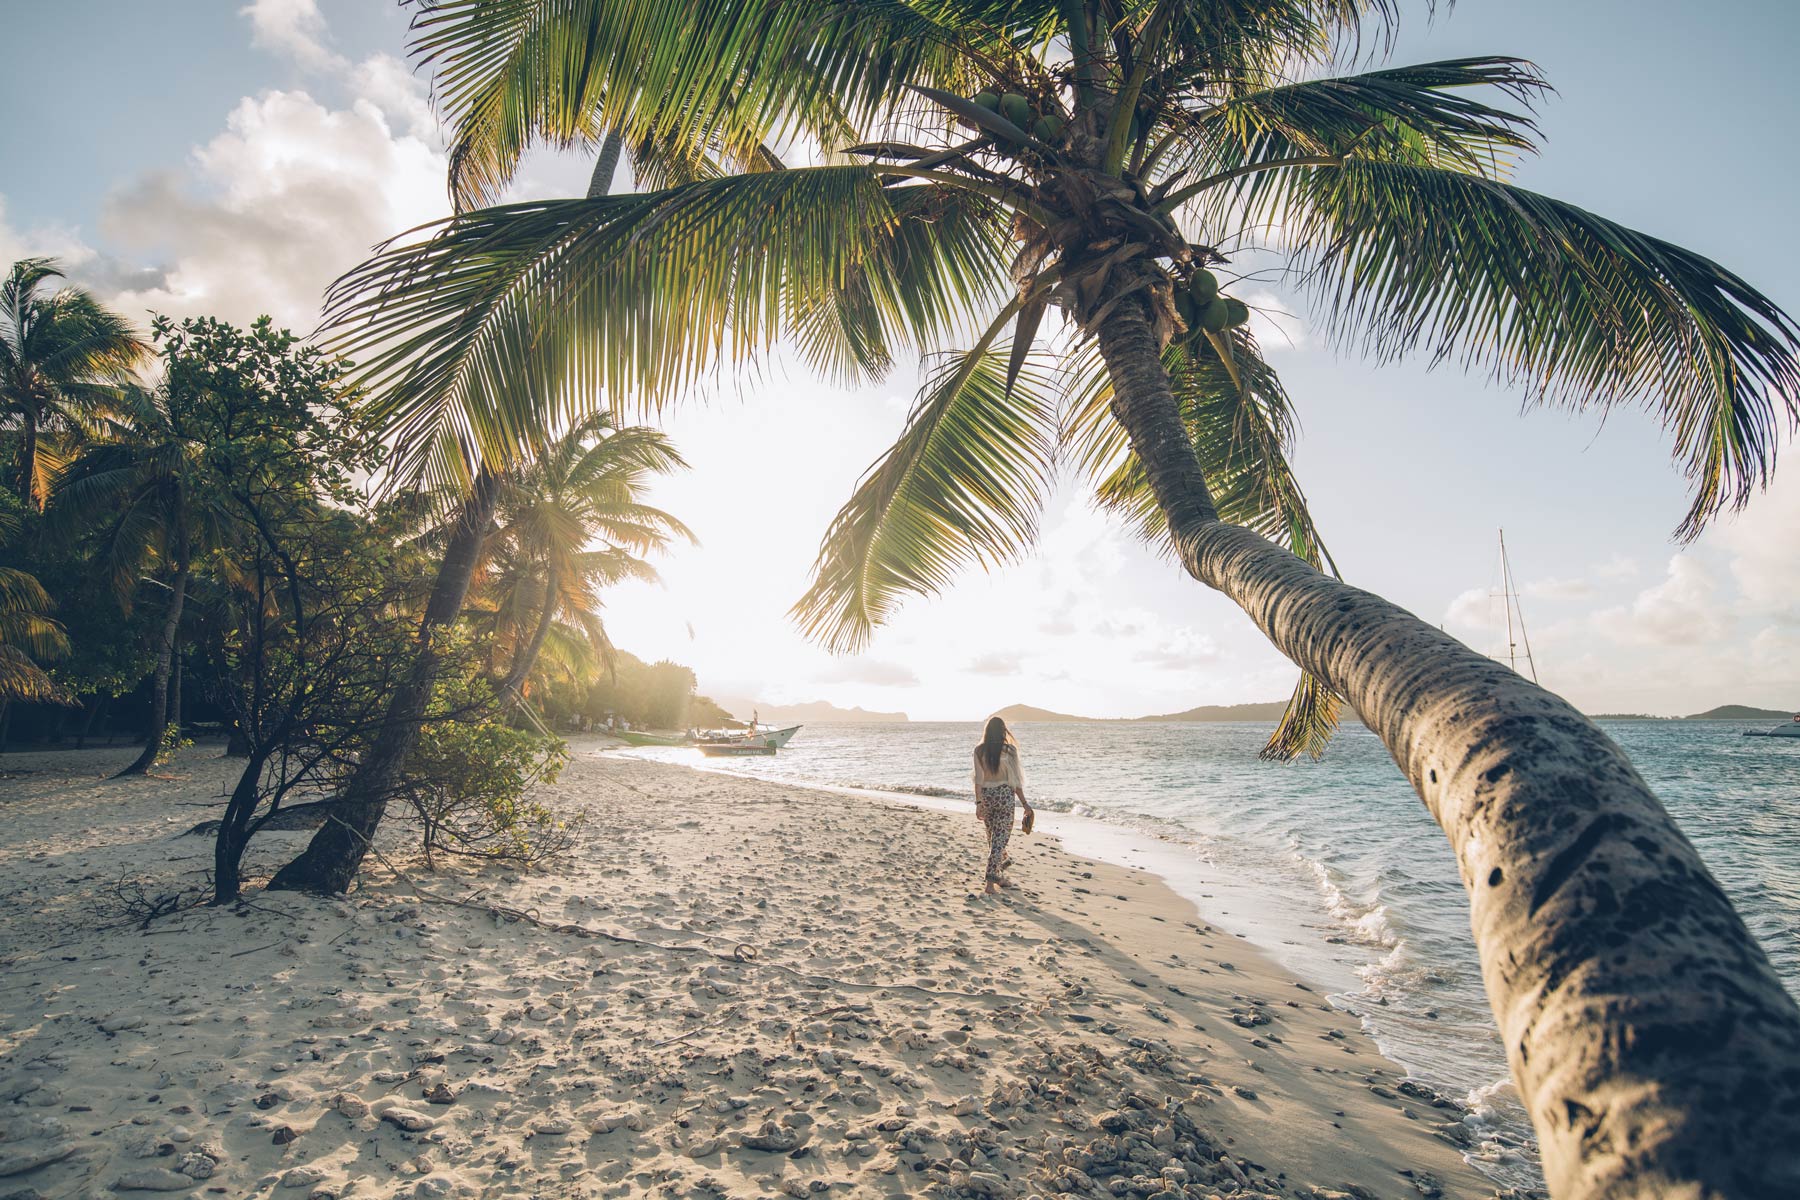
[0,741,1507,1200]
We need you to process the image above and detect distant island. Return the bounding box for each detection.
[995,700,1292,724]
[1682,704,1796,721]
[1000,701,1798,725]
[728,699,910,724]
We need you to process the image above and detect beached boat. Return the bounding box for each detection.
[613,729,687,747]
[696,741,780,756]
[1742,717,1800,738]
[701,723,802,749]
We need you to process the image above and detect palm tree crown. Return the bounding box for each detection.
[333,0,1798,758]
[477,412,693,695]
[1,258,147,509]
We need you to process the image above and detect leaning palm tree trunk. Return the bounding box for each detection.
[499,562,560,698]
[268,469,500,892]
[269,134,631,892]
[117,537,190,778]
[1092,288,1800,1198]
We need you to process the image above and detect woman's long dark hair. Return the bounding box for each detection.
[978,716,1012,773]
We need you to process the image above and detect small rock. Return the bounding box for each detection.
[0,1144,76,1178]
[739,1123,801,1153]
[423,1084,457,1106]
[381,1110,436,1134]
[414,1179,453,1198]
[271,1127,299,1146]
[176,1154,214,1181]
[530,1118,573,1137]
[279,1167,328,1189]
[111,1168,195,1192]
[488,1028,517,1046]
[333,1095,369,1120]
[966,1171,1012,1198]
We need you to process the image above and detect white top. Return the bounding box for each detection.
[972,744,1025,793]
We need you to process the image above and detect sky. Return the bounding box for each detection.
[3,0,1797,721]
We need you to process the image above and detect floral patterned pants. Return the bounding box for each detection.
[978,784,1016,884]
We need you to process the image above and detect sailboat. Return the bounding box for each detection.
[1492,528,1538,682]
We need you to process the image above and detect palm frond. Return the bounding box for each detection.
[0,644,63,704]
[1256,160,1800,538]
[1175,57,1548,190]
[409,0,980,208]
[325,169,1013,488]
[793,333,1058,653]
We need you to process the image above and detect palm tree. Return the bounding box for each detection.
[53,385,225,775]
[484,413,691,698]
[320,4,1800,1192]
[1,258,147,508]
[0,507,69,729]
[264,15,736,891]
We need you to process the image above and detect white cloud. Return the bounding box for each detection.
[243,0,346,72]
[96,89,446,331]
[816,657,919,688]
[1523,575,1597,602]
[1720,465,1800,624]
[968,651,1024,676]
[1593,555,1729,647]
[1240,289,1309,353]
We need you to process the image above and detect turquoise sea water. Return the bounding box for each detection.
[617,719,1800,1190]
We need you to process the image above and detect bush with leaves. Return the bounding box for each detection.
[403,684,571,869]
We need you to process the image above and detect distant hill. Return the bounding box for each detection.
[992,703,1089,723]
[1683,704,1795,721]
[1136,701,1291,723]
[733,699,909,724]
[994,700,1292,723]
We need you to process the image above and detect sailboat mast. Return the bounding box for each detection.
[1498,528,1539,684]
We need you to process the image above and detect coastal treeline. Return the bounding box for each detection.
[0,262,709,892]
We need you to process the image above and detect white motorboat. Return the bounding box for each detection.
[698,723,802,750]
[1743,717,1800,738]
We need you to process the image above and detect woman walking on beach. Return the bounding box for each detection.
[972,716,1033,894]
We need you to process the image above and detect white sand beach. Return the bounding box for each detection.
[1,741,1504,1200]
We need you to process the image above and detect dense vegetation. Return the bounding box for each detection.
[0,277,713,893]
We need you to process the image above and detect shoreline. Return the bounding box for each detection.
[2,742,1509,1199]
[608,742,1542,1188]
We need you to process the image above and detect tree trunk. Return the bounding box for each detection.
[170,655,183,738]
[500,562,561,698]
[117,551,191,777]
[587,129,625,199]
[213,743,276,904]
[267,470,500,894]
[1090,289,1800,1199]
[17,409,37,507]
[75,694,102,749]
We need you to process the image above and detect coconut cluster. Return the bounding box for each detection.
[972,91,1065,143]
[1174,270,1249,338]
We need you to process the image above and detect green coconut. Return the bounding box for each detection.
[1174,292,1199,328]
[1188,269,1219,305]
[972,91,1000,112]
[1199,297,1231,333]
[1223,297,1251,328]
[1030,115,1060,142]
[999,93,1033,128]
